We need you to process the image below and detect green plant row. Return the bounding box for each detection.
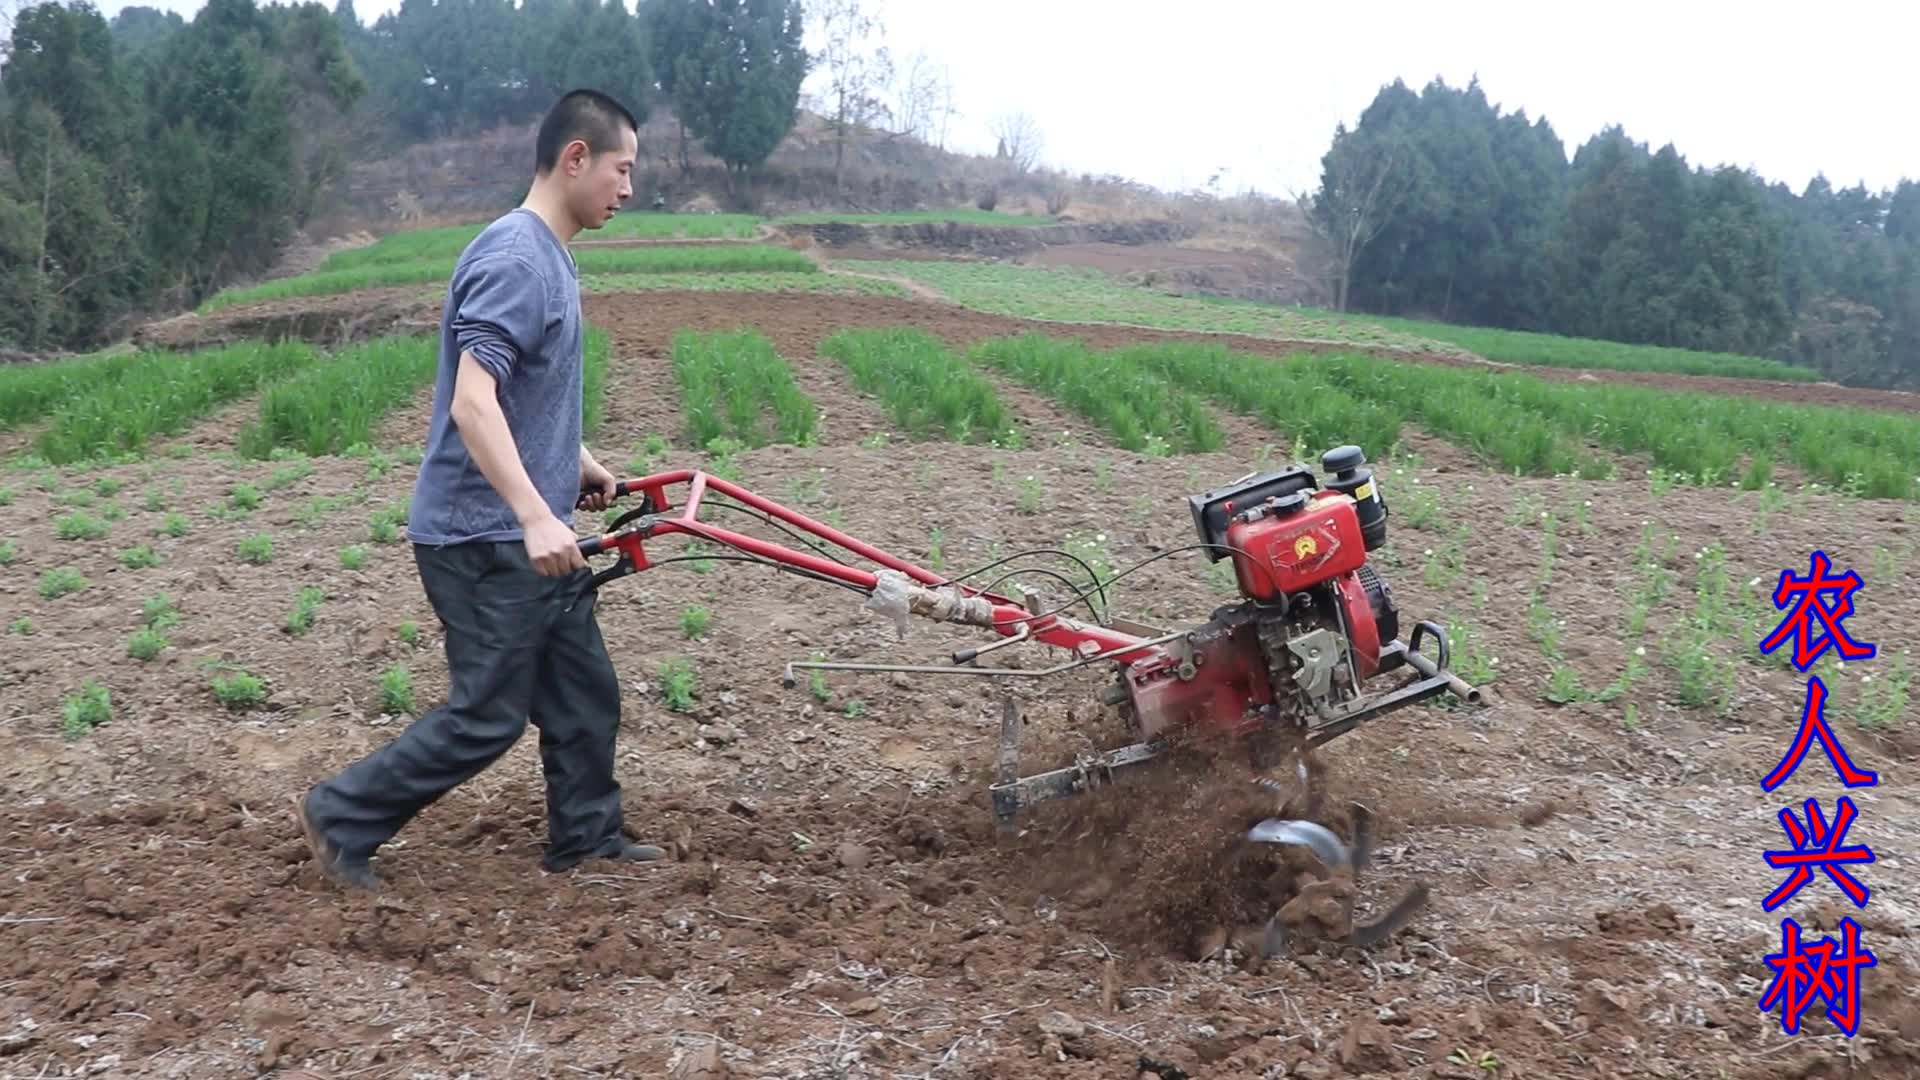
[236,336,438,458]
[1112,341,1403,464]
[1305,355,1613,479]
[819,327,1020,446]
[0,350,147,430]
[670,328,818,449]
[35,341,317,464]
[970,333,1222,455]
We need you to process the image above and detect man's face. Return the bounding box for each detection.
[566,129,637,230]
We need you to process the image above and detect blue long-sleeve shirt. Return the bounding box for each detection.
[406,208,583,547]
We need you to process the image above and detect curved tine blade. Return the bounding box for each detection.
[1349,802,1375,879]
[1261,911,1288,958]
[1246,818,1349,869]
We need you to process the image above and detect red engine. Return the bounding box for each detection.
[1225,489,1368,601]
[1114,448,1399,745]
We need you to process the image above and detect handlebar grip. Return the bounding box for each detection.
[575,480,632,509]
[579,534,608,558]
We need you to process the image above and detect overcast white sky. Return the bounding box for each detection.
[86,0,1918,198]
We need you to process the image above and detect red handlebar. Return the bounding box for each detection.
[564,468,1164,664]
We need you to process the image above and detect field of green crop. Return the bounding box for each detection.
[773,209,1053,227]
[866,261,1821,383]
[955,332,1914,497]
[854,262,1470,357]
[321,215,765,272]
[199,245,818,313]
[580,272,906,298]
[3,323,616,468]
[1307,354,1920,497]
[670,328,818,450]
[255,206,1044,283]
[819,328,1020,446]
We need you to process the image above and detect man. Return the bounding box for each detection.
[295,89,664,891]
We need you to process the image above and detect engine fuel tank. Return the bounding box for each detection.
[1225,489,1367,601]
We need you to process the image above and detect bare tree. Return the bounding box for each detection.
[888,56,962,151]
[1292,125,1408,313]
[810,0,892,189]
[887,47,942,142]
[990,111,1043,174]
[934,67,959,150]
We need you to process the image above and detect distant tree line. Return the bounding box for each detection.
[0,0,812,353]
[0,0,365,351]
[1302,77,1920,388]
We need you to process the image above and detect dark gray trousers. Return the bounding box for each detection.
[306,540,627,872]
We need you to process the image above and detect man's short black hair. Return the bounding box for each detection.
[535,89,639,174]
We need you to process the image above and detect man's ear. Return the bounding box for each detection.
[564,138,591,176]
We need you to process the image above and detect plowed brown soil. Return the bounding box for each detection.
[6,288,1920,1078]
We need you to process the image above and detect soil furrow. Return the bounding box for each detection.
[963,366,1115,451]
[781,349,894,447]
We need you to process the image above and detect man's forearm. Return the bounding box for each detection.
[453,354,550,527]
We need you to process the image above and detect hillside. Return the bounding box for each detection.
[290,102,1330,311]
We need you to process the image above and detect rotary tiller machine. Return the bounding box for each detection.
[572,444,1484,848]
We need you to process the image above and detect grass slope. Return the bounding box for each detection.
[200,245,818,313]
[857,262,1468,357]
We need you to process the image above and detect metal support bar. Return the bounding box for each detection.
[988,739,1164,828]
[1302,620,1483,745]
[993,697,1025,833]
[1305,671,1453,746]
[783,628,1192,686]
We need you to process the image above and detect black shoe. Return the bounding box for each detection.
[546,841,671,873]
[295,788,380,891]
[608,842,669,863]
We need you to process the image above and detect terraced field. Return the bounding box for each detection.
[4,213,1918,1080]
